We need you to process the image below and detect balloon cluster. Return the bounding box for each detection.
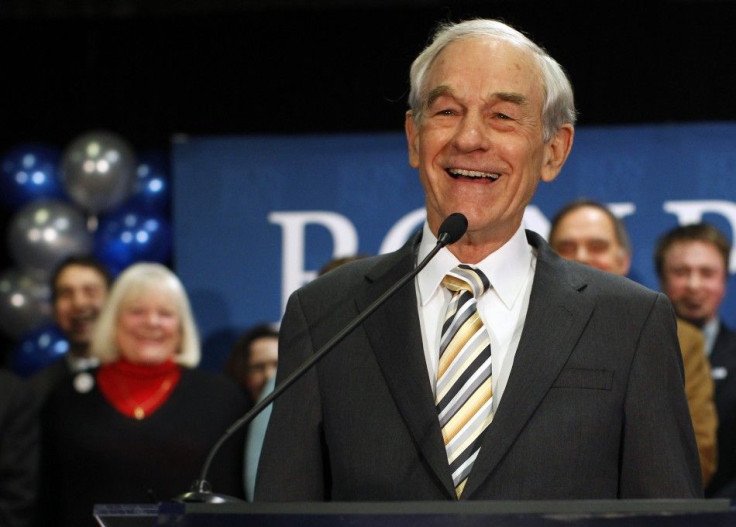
[0,131,172,375]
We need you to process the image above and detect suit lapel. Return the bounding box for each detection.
[463,231,595,498]
[355,236,456,498]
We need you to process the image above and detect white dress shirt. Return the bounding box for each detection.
[66,353,99,373]
[415,222,536,412]
[702,317,719,357]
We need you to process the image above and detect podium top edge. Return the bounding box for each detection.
[158,498,732,516]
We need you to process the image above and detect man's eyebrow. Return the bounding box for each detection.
[425,85,451,108]
[425,88,529,108]
[495,92,528,105]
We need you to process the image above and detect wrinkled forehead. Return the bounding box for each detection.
[563,208,618,236]
[428,35,543,87]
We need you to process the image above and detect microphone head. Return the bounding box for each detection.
[437,213,468,246]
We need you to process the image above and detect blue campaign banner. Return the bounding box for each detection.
[173,123,736,370]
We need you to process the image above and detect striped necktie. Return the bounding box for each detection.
[436,264,493,498]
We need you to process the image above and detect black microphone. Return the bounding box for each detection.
[436,212,467,246]
[175,212,468,504]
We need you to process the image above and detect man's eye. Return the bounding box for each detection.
[555,243,575,255]
[494,112,512,120]
[588,241,609,253]
[436,109,456,116]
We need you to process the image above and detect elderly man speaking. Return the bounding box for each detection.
[256,18,701,501]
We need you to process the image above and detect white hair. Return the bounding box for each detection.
[408,19,577,141]
[90,262,201,367]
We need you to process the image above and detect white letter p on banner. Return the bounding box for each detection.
[268,211,358,314]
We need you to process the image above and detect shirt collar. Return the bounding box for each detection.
[702,317,720,355]
[417,222,533,309]
[66,353,100,373]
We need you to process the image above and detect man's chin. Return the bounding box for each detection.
[67,338,91,353]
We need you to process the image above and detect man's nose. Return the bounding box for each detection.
[685,273,702,289]
[70,292,88,309]
[453,112,490,152]
[574,246,592,265]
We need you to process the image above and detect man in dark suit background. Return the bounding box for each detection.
[256,18,701,501]
[655,223,736,497]
[29,256,111,407]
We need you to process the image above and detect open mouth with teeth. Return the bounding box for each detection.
[448,168,500,181]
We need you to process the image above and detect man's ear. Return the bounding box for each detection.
[541,124,574,183]
[405,110,420,169]
[620,251,632,276]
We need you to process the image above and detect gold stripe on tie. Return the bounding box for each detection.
[436,264,493,498]
[437,312,484,378]
[441,376,492,444]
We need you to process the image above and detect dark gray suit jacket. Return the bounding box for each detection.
[0,370,39,527]
[256,231,702,501]
[706,322,736,497]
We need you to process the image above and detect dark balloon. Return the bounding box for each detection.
[0,143,66,209]
[11,324,69,377]
[93,205,172,275]
[128,150,171,214]
[0,267,52,339]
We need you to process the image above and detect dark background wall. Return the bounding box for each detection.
[1,0,735,360]
[3,0,736,148]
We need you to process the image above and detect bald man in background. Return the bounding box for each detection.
[549,199,717,487]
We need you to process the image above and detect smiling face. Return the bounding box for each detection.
[244,336,279,402]
[53,264,109,356]
[661,240,727,327]
[550,206,631,276]
[114,286,182,366]
[405,36,573,261]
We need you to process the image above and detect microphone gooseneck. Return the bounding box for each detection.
[174,213,468,504]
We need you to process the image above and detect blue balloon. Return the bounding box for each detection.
[11,324,69,377]
[93,205,172,275]
[0,143,66,209]
[127,150,171,214]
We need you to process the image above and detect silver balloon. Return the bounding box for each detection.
[0,267,52,339]
[8,199,93,276]
[60,130,137,214]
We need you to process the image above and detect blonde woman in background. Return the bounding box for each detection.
[37,263,248,526]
